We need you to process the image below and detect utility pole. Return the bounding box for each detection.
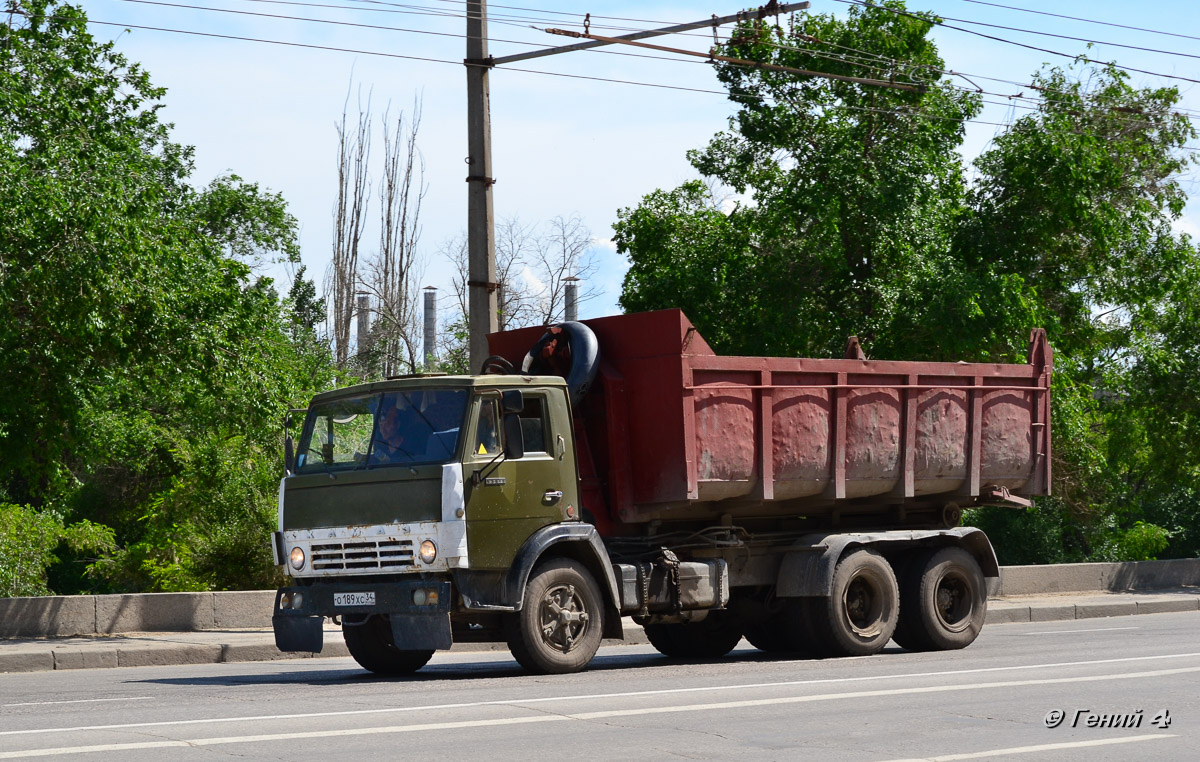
[465,0,497,372]
[465,2,810,371]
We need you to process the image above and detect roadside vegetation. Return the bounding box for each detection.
[0,1,334,595]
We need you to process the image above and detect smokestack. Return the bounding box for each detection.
[564,276,579,322]
[423,287,437,368]
[356,293,370,358]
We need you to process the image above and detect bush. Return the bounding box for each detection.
[88,432,287,592]
[0,503,114,597]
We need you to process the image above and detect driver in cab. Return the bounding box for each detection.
[370,397,414,465]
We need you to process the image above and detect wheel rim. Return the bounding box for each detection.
[934,571,974,632]
[539,583,591,653]
[842,571,887,637]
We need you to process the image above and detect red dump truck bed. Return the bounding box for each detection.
[489,309,1052,533]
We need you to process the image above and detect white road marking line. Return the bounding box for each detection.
[2,698,154,708]
[1,667,1197,758]
[4,650,1200,738]
[878,734,1177,761]
[1023,627,1139,635]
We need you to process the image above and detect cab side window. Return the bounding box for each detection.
[475,398,501,455]
[518,395,548,454]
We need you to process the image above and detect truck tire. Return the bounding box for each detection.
[807,549,899,657]
[506,558,604,674]
[342,615,434,675]
[644,611,743,659]
[746,603,819,654]
[892,547,987,652]
[743,619,791,653]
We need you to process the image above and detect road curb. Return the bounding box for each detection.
[984,591,1199,625]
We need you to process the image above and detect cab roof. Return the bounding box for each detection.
[307,374,567,406]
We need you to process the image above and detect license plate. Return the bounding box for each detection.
[334,591,375,607]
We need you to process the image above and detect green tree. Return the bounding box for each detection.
[0,2,337,592]
[619,2,982,359]
[286,265,327,340]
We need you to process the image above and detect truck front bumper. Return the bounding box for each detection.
[272,579,453,653]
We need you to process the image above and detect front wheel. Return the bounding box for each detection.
[893,547,987,652]
[342,615,434,675]
[506,558,604,674]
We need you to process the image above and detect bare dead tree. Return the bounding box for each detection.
[495,216,541,329]
[328,95,371,372]
[533,214,599,324]
[362,101,427,376]
[443,214,599,345]
[441,232,469,328]
[443,215,537,333]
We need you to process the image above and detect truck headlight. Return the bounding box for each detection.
[419,540,437,564]
[289,547,306,570]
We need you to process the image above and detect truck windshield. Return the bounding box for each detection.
[295,389,468,473]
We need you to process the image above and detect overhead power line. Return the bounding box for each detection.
[831,0,1200,86]
[540,25,926,93]
[118,0,711,66]
[79,17,731,96]
[951,0,1200,44]
[914,6,1200,61]
[13,8,1196,154]
[748,32,1200,127]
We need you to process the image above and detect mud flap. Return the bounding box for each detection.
[273,615,324,653]
[389,612,453,650]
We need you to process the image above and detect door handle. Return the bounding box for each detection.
[543,490,564,504]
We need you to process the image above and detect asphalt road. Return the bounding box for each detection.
[2,612,1198,761]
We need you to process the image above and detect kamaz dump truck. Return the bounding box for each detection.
[272,309,1052,674]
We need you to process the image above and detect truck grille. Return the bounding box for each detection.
[310,539,415,570]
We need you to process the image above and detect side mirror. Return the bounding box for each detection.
[501,389,524,415]
[502,413,525,460]
[283,410,296,475]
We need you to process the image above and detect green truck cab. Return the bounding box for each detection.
[272,374,622,675]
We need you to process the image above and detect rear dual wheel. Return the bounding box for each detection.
[806,549,899,658]
[893,547,987,652]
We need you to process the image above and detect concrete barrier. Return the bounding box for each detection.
[996,558,1200,596]
[2,559,1197,638]
[0,595,97,638]
[0,591,268,637]
[96,592,214,634]
[213,590,275,628]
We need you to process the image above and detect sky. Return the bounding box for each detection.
[77,0,1200,327]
